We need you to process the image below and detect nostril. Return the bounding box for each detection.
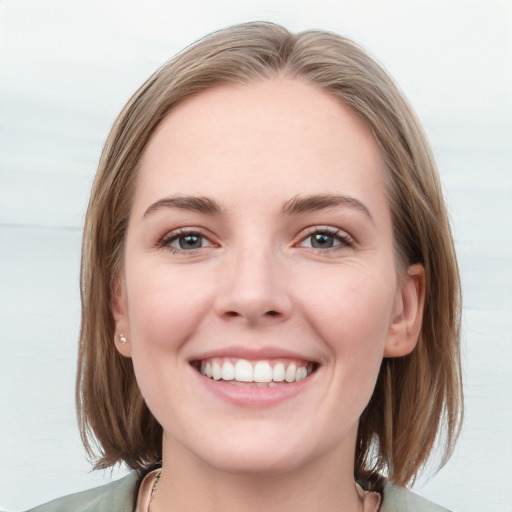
[265,310,279,316]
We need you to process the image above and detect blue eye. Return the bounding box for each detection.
[300,229,353,250]
[310,233,337,248]
[160,231,212,252]
[175,234,203,250]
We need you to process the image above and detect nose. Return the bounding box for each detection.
[214,245,292,325]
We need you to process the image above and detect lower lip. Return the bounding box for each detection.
[193,369,316,408]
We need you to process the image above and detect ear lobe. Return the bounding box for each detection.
[384,263,426,357]
[112,277,132,357]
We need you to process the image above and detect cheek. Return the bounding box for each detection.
[122,262,215,425]
[299,263,396,368]
[125,261,214,352]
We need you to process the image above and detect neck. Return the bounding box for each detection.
[152,432,363,512]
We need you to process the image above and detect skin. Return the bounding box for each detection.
[113,78,425,512]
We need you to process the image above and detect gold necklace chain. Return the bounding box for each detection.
[147,469,377,512]
[148,469,162,512]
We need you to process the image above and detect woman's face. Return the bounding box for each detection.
[114,79,423,475]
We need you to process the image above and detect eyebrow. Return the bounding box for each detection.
[282,193,373,221]
[144,195,222,217]
[143,193,372,221]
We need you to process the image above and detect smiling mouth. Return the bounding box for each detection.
[191,358,318,387]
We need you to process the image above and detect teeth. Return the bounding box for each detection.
[212,361,222,381]
[198,358,314,385]
[253,361,272,383]
[235,359,253,382]
[285,362,296,383]
[273,363,285,382]
[295,366,308,382]
[221,361,235,381]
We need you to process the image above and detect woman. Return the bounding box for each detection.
[29,21,463,512]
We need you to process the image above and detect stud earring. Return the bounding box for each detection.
[119,333,127,344]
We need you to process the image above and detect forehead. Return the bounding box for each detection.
[134,78,388,212]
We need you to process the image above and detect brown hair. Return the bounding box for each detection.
[77,21,463,485]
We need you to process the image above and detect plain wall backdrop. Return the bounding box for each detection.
[1,1,511,510]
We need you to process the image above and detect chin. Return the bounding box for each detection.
[174,419,332,477]
[198,443,310,477]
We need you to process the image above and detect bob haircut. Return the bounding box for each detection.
[77,21,463,486]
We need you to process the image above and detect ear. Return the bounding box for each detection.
[112,276,132,358]
[384,263,426,357]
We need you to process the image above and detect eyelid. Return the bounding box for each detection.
[296,226,355,249]
[158,227,218,252]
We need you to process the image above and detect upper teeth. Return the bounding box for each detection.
[199,359,313,383]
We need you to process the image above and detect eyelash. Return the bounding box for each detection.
[158,229,213,254]
[158,226,354,255]
[298,226,355,250]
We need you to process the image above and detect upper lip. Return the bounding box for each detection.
[189,345,320,364]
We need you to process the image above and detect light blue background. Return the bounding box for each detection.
[1,1,511,510]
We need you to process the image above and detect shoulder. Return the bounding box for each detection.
[381,482,452,512]
[26,471,140,512]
